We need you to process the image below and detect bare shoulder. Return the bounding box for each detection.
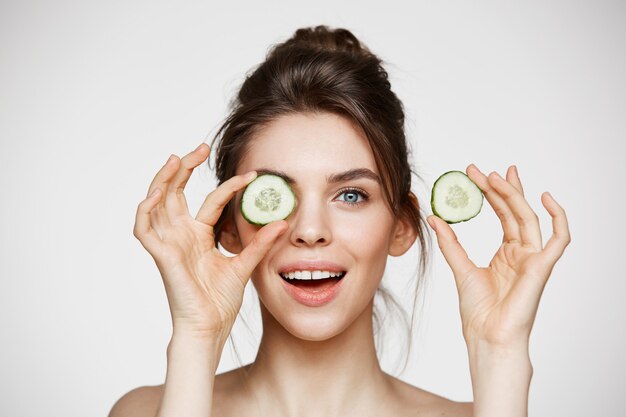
[108,384,164,417]
[107,368,247,417]
[385,374,473,416]
[107,371,472,417]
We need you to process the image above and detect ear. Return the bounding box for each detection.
[218,216,243,254]
[388,198,419,257]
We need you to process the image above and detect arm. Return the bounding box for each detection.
[468,341,533,417]
[128,143,287,417]
[107,332,228,417]
[428,164,571,417]
[156,332,226,417]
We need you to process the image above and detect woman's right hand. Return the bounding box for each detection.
[132,143,287,341]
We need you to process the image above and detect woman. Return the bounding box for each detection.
[110,26,570,417]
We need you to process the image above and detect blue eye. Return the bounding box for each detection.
[336,188,369,206]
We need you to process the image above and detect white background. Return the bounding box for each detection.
[1,1,624,416]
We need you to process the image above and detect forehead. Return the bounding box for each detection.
[239,112,378,176]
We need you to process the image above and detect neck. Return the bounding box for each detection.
[241,299,393,417]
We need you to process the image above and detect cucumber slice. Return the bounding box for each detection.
[241,174,296,225]
[431,171,484,224]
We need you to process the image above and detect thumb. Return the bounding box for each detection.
[427,215,476,283]
[231,220,288,281]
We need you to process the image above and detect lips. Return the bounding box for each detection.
[277,260,347,306]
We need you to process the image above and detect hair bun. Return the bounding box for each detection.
[277,25,372,57]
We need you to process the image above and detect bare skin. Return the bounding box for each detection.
[211,113,421,416]
[111,111,570,417]
[112,371,472,417]
[110,113,473,417]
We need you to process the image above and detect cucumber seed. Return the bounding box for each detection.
[445,184,469,208]
[255,188,282,212]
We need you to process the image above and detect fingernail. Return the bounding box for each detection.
[167,154,175,163]
[195,143,206,152]
[246,171,257,180]
[149,188,160,198]
[470,164,483,174]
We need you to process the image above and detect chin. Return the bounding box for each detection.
[259,298,353,342]
[281,312,350,341]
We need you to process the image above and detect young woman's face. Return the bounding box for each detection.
[230,112,404,340]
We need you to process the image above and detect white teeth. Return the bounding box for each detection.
[280,270,345,280]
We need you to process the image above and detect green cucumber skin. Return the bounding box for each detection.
[240,175,296,226]
[430,170,484,224]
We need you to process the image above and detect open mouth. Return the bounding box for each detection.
[279,271,346,292]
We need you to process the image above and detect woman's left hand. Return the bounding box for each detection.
[427,164,571,350]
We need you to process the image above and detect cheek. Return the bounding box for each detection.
[334,207,395,265]
[332,209,394,308]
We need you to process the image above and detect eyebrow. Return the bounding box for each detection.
[253,168,381,185]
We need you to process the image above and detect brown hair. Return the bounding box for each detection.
[209,25,431,375]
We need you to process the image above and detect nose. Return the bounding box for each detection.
[288,195,332,247]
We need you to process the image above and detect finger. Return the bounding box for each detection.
[540,192,571,265]
[133,188,164,253]
[467,164,521,244]
[166,143,211,218]
[506,165,524,197]
[487,171,543,250]
[196,171,258,226]
[147,154,179,198]
[427,215,477,286]
[230,220,289,281]
[150,198,172,232]
[146,155,178,230]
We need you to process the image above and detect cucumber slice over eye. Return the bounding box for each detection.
[241,174,296,225]
[431,171,484,224]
